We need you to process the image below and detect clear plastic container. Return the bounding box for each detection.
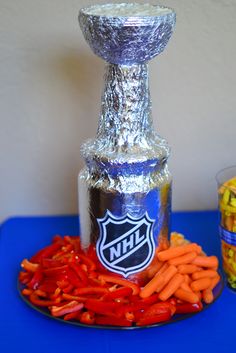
[216,166,236,290]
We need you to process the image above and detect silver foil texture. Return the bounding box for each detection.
[78,3,176,280]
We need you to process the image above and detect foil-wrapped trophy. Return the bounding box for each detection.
[78,3,176,283]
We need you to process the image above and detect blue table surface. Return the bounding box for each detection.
[0,211,235,353]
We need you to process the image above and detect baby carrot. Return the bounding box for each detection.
[155,265,178,293]
[178,264,201,274]
[168,252,197,266]
[140,274,165,298]
[183,274,191,284]
[190,278,212,292]
[192,270,218,281]
[159,273,184,301]
[191,256,218,268]
[157,243,201,262]
[202,289,214,304]
[174,288,199,304]
[147,260,163,279]
[209,274,221,290]
[180,282,192,293]
[156,262,169,275]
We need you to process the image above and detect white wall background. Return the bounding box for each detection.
[0,0,236,223]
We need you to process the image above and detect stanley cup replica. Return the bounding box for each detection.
[78,3,176,282]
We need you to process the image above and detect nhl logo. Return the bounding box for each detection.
[96,210,155,277]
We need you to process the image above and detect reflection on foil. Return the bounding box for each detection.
[78,3,176,279]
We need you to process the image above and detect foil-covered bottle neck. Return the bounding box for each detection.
[81,63,170,164]
[97,63,153,149]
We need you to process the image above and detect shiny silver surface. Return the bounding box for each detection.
[79,3,176,65]
[78,4,175,273]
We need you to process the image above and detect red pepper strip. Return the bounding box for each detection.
[69,263,88,285]
[137,312,171,326]
[132,293,160,306]
[43,265,68,277]
[175,302,203,314]
[51,301,83,317]
[38,281,58,293]
[62,293,89,302]
[64,236,81,252]
[34,289,47,298]
[30,243,62,263]
[78,254,96,271]
[66,268,83,288]
[56,280,70,289]
[19,271,32,284]
[85,299,121,316]
[64,311,80,321]
[22,288,33,296]
[21,259,39,273]
[142,302,176,317]
[50,288,61,299]
[80,311,95,325]
[41,258,62,268]
[98,275,140,295]
[62,284,74,294]
[29,293,60,307]
[28,269,44,290]
[168,298,177,307]
[116,296,160,317]
[95,316,132,327]
[73,287,109,296]
[103,287,132,300]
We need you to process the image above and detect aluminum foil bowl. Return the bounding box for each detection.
[79,3,176,65]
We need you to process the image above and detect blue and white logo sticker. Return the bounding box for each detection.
[96,211,155,277]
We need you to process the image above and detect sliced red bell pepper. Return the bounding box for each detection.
[50,287,61,299]
[95,316,132,327]
[78,254,96,271]
[29,293,60,307]
[22,288,33,296]
[116,296,159,317]
[80,311,95,325]
[30,243,62,263]
[38,281,58,293]
[69,263,88,285]
[34,289,47,298]
[62,293,89,302]
[175,302,203,314]
[63,311,80,321]
[43,265,68,276]
[73,287,108,296]
[28,269,43,290]
[84,299,121,316]
[66,268,83,288]
[103,287,132,300]
[19,271,32,284]
[142,302,176,317]
[62,284,74,294]
[51,301,83,317]
[135,293,160,306]
[21,259,39,272]
[136,312,171,326]
[41,258,62,268]
[98,275,140,295]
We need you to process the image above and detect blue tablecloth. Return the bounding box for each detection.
[0,211,235,353]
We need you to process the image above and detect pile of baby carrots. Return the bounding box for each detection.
[19,234,221,327]
[140,242,220,305]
